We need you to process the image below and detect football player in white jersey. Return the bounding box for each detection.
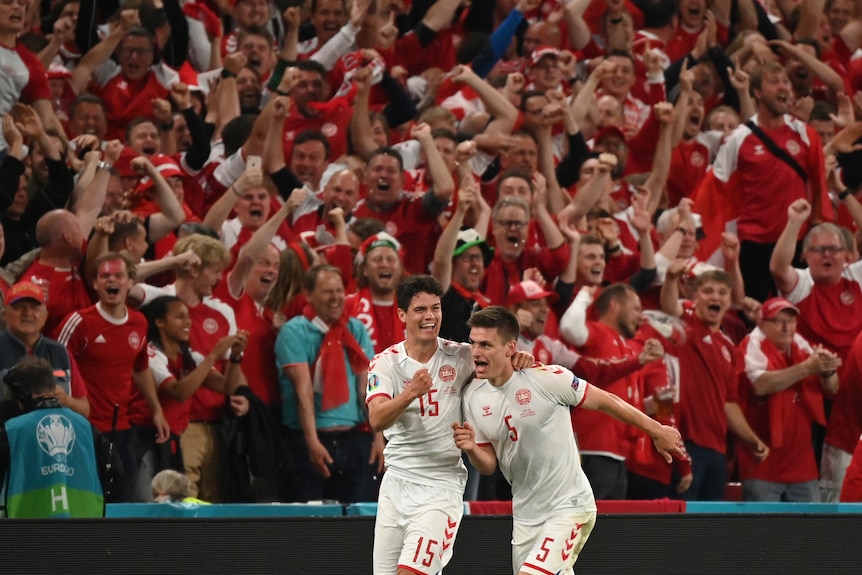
[454,306,683,575]
[367,276,532,575]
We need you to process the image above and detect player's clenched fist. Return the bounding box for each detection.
[409,368,434,399]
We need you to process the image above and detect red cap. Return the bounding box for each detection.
[530,46,560,66]
[5,281,46,306]
[135,154,184,193]
[761,297,800,320]
[593,125,627,145]
[506,280,559,307]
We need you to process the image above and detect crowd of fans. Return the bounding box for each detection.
[2,0,862,505]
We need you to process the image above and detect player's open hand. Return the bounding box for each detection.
[651,424,683,464]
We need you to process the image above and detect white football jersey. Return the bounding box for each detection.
[367,338,474,491]
[464,365,597,526]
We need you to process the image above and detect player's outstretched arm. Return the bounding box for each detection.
[581,385,683,463]
[452,422,498,475]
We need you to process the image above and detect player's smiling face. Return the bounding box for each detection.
[398,292,442,344]
[469,326,514,382]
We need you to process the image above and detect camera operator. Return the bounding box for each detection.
[0,357,117,518]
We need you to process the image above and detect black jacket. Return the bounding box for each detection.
[220,387,292,503]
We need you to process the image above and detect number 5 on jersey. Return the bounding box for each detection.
[419,389,439,416]
[504,414,518,441]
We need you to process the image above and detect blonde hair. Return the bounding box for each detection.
[173,234,231,274]
[151,470,194,502]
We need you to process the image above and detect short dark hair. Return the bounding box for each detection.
[70,94,107,119]
[519,90,547,112]
[595,283,635,317]
[293,129,332,159]
[397,275,443,312]
[640,0,677,28]
[430,128,458,145]
[6,356,55,398]
[368,147,404,171]
[294,59,328,78]
[108,218,146,252]
[303,264,342,293]
[126,116,158,143]
[468,305,520,344]
[496,168,533,195]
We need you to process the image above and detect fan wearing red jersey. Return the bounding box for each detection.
[352,131,455,275]
[771,199,862,501]
[661,265,769,500]
[56,252,169,502]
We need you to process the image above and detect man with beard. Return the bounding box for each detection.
[770,39,848,102]
[236,66,263,114]
[346,232,404,354]
[704,61,830,302]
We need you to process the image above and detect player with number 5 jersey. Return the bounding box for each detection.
[455,306,684,575]
[367,276,533,575]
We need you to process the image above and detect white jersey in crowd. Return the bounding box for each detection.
[464,365,597,526]
[366,338,474,492]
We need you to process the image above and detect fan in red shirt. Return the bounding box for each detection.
[56,252,169,502]
[736,298,839,502]
[352,133,454,275]
[661,264,768,501]
[559,283,658,499]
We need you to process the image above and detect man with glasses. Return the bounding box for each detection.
[483,192,569,306]
[74,13,179,140]
[771,198,862,501]
[737,297,839,502]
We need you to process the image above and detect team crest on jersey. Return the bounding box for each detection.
[754,144,764,155]
[481,406,492,416]
[515,388,532,405]
[128,331,141,350]
[367,374,380,393]
[690,151,705,167]
[203,318,219,334]
[786,140,800,155]
[438,365,456,382]
[721,346,732,362]
[402,379,412,388]
[321,122,338,138]
[841,290,855,306]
